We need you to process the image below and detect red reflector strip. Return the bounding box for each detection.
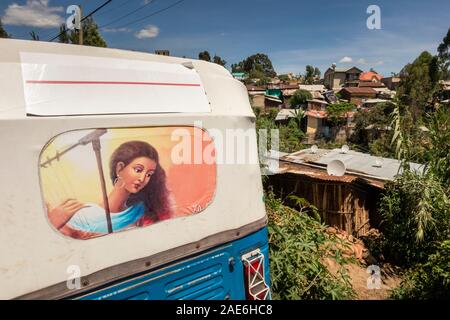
[26,80,201,87]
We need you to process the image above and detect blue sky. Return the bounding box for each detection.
[1,0,449,76]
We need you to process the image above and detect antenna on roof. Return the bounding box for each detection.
[327,160,346,176]
[340,144,349,154]
[310,145,318,154]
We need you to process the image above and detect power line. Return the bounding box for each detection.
[101,0,187,30]
[99,0,156,29]
[94,0,130,18]
[48,0,113,42]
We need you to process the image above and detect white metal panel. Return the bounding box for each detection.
[20,52,210,116]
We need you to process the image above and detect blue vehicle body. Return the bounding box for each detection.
[73,228,270,300]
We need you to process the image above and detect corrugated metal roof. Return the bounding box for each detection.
[284,148,424,181]
[299,84,326,92]
[340,87,377,94]
[362,98,389,104]
[265,95,282,103]
[358,81,385,88]
[275,109,297,120]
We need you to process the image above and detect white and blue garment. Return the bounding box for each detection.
[67,202,146,233]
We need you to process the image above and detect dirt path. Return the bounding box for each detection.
[347,262,401,300]
[325,227,402,299]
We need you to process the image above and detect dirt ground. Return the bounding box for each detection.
[324,227,402,300]
[325,258,401,300]
[347,262,401,300]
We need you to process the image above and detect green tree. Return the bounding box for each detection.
[375,106,450,299]
[327,102,355,140]
[58,25,70,43]
[198,51,211,62]
[437,28,450,79]
[279,119,305,153]
[361,30,450,300]
[391,240,450,299]
[289,89,312,108]
[304,65,321,84]
[231,53,276,78]
[0,18,10,38]
[351,102,395,151]
[424,107,450,186]
[290,108,306,130]
[212,54,226,66]
[378,170,450,266]
[397,51,440,117]
[304,65,314,84]
[389,101,429,163]
[83,17,107,47]
[327,102,354,125]
[314,67,321,79]
[58,17,107,47]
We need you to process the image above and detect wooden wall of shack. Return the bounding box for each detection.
[267,172,383,237]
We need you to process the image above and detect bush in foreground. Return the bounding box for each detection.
[266,191,355,300]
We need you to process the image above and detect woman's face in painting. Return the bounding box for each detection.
[117,157,157,193]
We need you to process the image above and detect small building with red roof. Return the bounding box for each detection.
[359,71,383,82]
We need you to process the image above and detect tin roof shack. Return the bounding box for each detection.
[360,98,390,109]
[265,88,284,111]
[267,84,300,108]
[266,148,423,237]
[274,109,309,132]
[299,84,326,99]
[247,85,285,112]
[247,85,267,110]
[381,76,401,91]
[339,87,377,107]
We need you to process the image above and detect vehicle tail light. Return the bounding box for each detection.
[242,249,271,300]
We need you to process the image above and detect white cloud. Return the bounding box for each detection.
[103,27,132,33]
[2,0,64,28]
[135,25,159,39]
[339,56,353,63]
[357,58,368,65]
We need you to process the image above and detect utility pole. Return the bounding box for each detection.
[78,5,83,45]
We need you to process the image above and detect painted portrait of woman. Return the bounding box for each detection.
[47,141,173,239]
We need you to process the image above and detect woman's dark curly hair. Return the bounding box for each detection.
[109,141,171,222]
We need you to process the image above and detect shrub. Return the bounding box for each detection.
[266,191,355,300]
[378,170,450,266]
[391,240,450,299]
[289,89,312,108]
